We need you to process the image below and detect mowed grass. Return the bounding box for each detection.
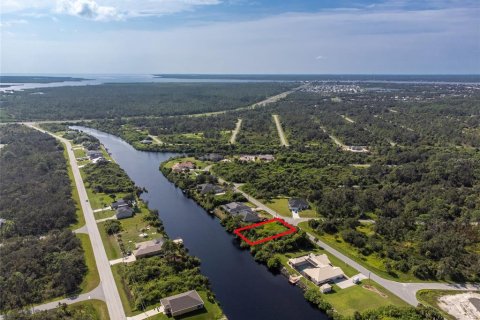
[77,234,100,293]
[323,279,408,316]
[74,147,86,158]
[94,209,116,220]
[111,264,137,316]
[263,197,318,218]
[63,146,86,230]
[98,221,122,260]
[69,299,110,320]
[298,222,429,282]
[263,198,292,217]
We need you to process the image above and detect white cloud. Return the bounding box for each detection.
[56,0,120,21]
[315,55,326,60]
[1,0,222,20]
[0,19,28,28]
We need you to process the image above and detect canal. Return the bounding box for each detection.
[74,127,327,320]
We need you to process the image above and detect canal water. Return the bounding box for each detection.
[73,126,327,320]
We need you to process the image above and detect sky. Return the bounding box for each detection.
[1,0,479,74]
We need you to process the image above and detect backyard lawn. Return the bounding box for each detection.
[263,197,318,218]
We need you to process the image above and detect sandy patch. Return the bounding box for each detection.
[437,292,480,320]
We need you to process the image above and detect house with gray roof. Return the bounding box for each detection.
[161,290,205,317]
[116,206,134,219]
[86,150,103,160]
[221,202,260,223]
[288,198,309,212]
[197,183,225,195]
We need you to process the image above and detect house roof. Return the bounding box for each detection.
[236,210,260,223]
[116,206,133,217]
[303,266,344,283]
[288,198,309,208]
[222,202,250,213]
[199,184,225,195]
[160,290,204,314]
[133,238,165,257]
[289,253,331,268]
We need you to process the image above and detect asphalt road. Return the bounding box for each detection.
[26,123,126,320]
[216,172,480,306]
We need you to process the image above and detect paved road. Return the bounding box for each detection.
[230,118,242,144]
[26,123,127,320]
[273,114,289,147]
[215,170,480,306]
[307,234,480,305]
[32,285,104,312]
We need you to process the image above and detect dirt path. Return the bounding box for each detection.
[230,119,242,144]
[273,114,289,147]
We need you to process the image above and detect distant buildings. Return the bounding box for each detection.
[238,154,275,162]
[161,290,205,317]
[133,238,165,259]
[288,253,345,285]
[172,161,195,173]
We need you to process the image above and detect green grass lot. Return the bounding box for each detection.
[98,221,123,260]
[98,203,164,260]
[74,147,86,158]
[324,279,407,316]
[416,290,472,320]
[69,299,110,320]
[163,157,210,170]
[279,249,407,316]
[77,234,100,293]
[263,198,292,217]
[298,222,431,282]
[112,264,137,316]
[94,209,116,220]
[118,205,164,253]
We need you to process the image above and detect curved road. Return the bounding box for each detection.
[216,173,480,306]
[26,123,126,320]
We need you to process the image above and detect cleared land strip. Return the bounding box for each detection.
[273,114,289,147]
[230,118,242,144]
[26,123,127,320]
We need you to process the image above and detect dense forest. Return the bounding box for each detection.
[1,82,295,120]
[0,125,86,312]
[0,125,77,237]
[83,161,135,194]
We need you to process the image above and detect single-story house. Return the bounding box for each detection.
[133,238,165,259]
[221,202,261,223]
[320,283,332,293]
[92,157,107,164]
[141,139,152,144]
[288,253,345,285]
[200,153,224,162]
[116,206,134,219]
[258,154,275,162]
[197,183,225,195]
[172,161,195,173]
[161,290,205,317]
[0,218,6,228]
[87,150,103,160]
[111,199,128,209]
[288,198,309,212]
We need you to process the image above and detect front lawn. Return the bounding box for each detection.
[263,198,292,217]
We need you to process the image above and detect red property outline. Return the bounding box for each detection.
[233,218,297,246]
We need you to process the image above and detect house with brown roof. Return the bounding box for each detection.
[160,290,205,317]
[133,238,165,259]
[172,161,195,173]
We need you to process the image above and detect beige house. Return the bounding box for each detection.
[161,290,204,317]
[288,253,345,285]
[133,238,164,259]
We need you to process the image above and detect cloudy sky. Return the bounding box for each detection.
[1,0,479,74]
